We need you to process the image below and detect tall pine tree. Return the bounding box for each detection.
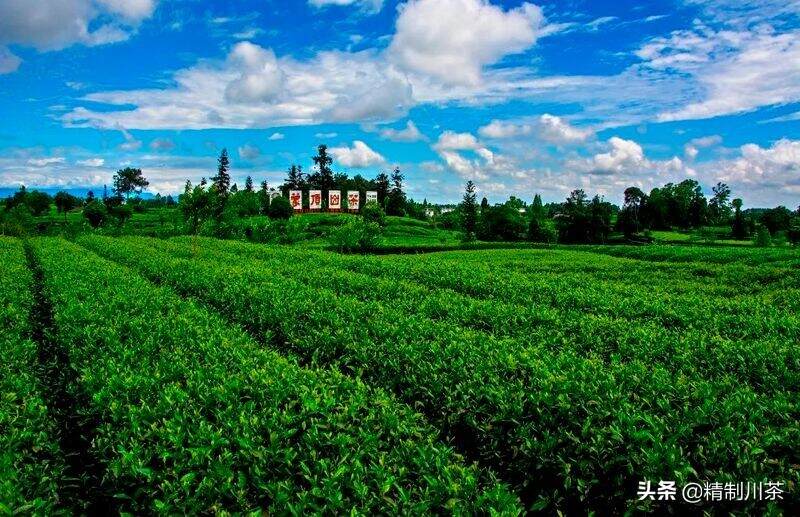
[374,172,390,208]
[460,180,478,236]
[244,175,254,192]
[310,145,335,191]
[387,167,406,216]
[212,149,231,198]
[285,165,304,189]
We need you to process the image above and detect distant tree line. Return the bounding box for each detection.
[3,149,800,247]
[452,179,800,245]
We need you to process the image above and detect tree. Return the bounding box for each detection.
[760,206,793,235]
[730,198,749,240]
[618,186,648,236]
[480,197,489,213]
[374,172,390,208]
[86,190,95,202]
[179,180,213,234]
[83,201,107,228]
[709,182,732,224]
[284,165,304,190]
[478,201,527,241]
[310,145,335,191]
[460,180,478,237]
[212,149,231,198]
[258,181,271,214]
[386,167,406,216]
[555,190,612,243]
[528,194,554,243]
[54,191,80,222]
[27,191,53,216]
[244,176,254,192]
[113,167,149,200]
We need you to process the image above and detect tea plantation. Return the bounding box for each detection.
[2,235,798,514]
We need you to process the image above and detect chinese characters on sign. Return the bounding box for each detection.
[637,480,785,504]
[366,191,378,204]
[347,191,360,211]
[328,190,341,210]
[309,190,322,210]
[289,190,302,211]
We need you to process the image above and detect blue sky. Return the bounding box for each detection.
[1,0,799,206]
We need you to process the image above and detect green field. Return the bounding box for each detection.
[2,236,798,513]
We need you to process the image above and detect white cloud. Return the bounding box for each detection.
[638,25,800,121]
[586,16,617,31]
[684,134,722,160]
[716,139,800,191]
[434,131,482,152]
[432,131,522,180]
[308,0,384,14]
[479,114,592,144]
[268,132,285,141]
[538,114,593,144]
[27,157,66,167]
[64,45,413,129]
[329,141,385,167]
[379,120,424,142]
[388,0,545,86]
[225,42,285,104]
[315,132,338,139]
[77,158,105,167]
[96,0,156,22]
[479,120,533,139]
[238,144,261,160]
[0,0,157,72]
[570,136,685,178]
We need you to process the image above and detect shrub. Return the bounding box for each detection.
[2,205,36,236]
[753,226,772,247]
[330,218,382,252]
[81,201,105,229]
[361,201,386,227]
[268,195,293,219]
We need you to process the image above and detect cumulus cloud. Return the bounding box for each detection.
[388,0,545,86]
[379,121,425,142]
[238,144,261,160]
[64,45,413,129]
[569,136,684,178]
[330,141,386,168]
[479,114,592,144]
[432,131,522,180]
[538,114,593,144]
[0,0,157,73]
[716,139,800,191]
[225,42,285,104]
[268,132,285,141]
